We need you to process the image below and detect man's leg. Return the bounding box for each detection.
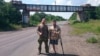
[52,44,56,53]
[38,39,43,54]
[44,40,49,53]
[52,40,58,54]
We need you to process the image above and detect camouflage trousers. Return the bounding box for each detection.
[38,37,49,53]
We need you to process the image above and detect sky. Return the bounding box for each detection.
[4,0,100,19]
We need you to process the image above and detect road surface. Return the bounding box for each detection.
[0,21,66,56]
[0,21,100,56]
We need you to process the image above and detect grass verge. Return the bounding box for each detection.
[0,24,22,31]
[70,20,100,35]
[70,20,100,44]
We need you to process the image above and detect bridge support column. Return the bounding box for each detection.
[77,12,88,22]
[22,10,30,26]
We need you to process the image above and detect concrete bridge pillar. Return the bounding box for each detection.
[22,10,30,24]
[77,12,88,22]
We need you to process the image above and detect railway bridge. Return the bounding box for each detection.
[11,0,96,24]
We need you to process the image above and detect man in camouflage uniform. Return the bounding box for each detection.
[37,18,49,54]
[49,20,61,54]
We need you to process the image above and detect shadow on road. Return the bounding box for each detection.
[40,53,79,56]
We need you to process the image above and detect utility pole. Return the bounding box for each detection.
[55,0,56,5]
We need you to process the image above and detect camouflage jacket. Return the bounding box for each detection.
[37,23,49,39]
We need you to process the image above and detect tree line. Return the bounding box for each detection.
[0,0,66,31]
[30,12,66,26]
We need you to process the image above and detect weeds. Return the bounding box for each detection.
[86,37,98,43]
[70,20,100,35]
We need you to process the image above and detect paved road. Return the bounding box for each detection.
[1,21,99,56]
[0,21,67,56]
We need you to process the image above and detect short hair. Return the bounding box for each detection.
[40,18,45,22]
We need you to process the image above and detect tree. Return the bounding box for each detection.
[0,3,21,24]
[96,6,100,19]
[30,12,41,25]
[0,1,21,30]
[6,3,21,24]
[0,0,4,5]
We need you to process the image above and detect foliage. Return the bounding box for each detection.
[69,12,77,20]
[83,6,100,20]
[96,6,100,19]
[71,20,100,35]
[69,6,100,22]
[30,12,66,26]
[69,20,81,25]
[0,0,22,31]
[86,37,98,43]
[0,0,4,5]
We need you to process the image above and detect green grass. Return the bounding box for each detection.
[70,20,100,35]
[10,24,22,30]
[70,20,100,44]
[86,37,98,43]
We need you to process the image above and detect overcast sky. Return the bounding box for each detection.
[4,0,100,19]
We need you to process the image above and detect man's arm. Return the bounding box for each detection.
[37,25,42,36]
[48,26,52,39]
[56,26,61,39]
[56,26,61,34]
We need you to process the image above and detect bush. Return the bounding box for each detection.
[72,20,81,24]
[86,37,98,43]
[69,20,80,25]
[10,24,22,30]
[0,23,22,31]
